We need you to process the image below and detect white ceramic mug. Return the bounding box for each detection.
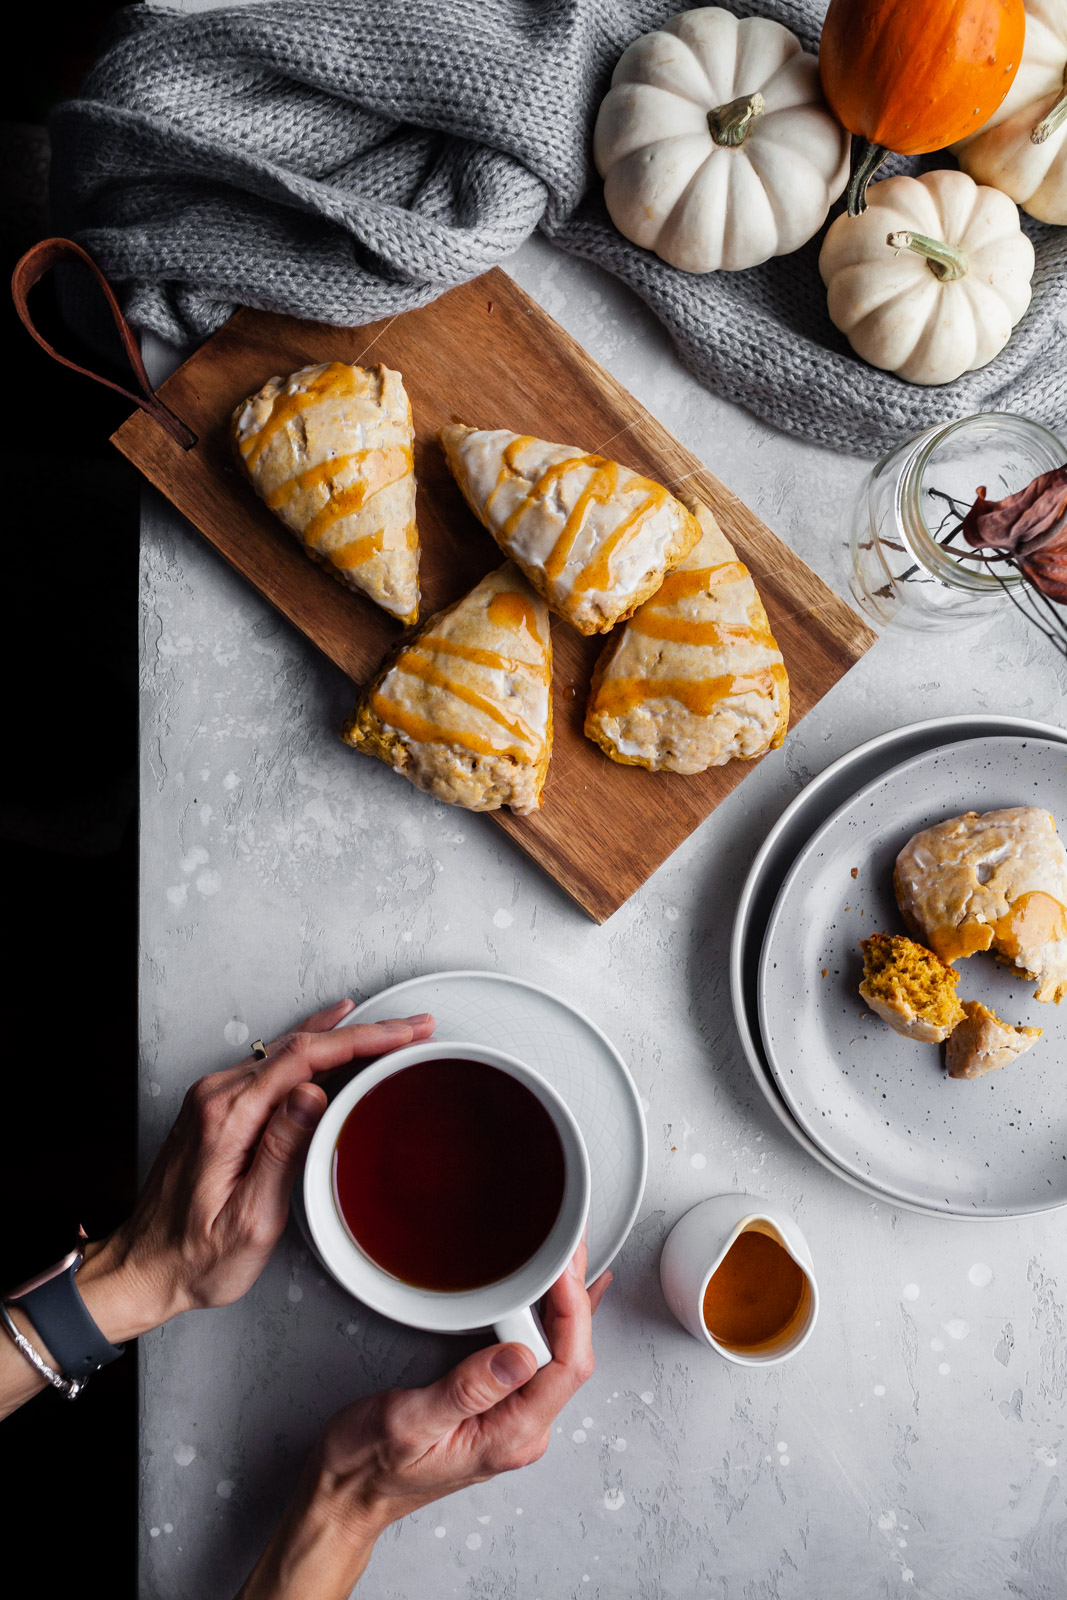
[303,1040,590,1368]
[659,1193,819,1366]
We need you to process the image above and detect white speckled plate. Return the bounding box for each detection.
[294,970,647,1284]
[758,737,1067,1216]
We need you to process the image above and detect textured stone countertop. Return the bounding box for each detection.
[138,235,1067,1600]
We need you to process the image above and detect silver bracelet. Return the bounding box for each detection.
[0,1299,87,1400]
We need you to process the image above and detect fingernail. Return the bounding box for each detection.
[287,1086,322,1130]
[490,1345,533,1386]
[568,1248,585,1279]
[405,1013,433,1024]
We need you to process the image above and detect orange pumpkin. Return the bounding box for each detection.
[820,0,1025,213]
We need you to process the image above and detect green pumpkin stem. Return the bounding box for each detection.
[846,136,890,216]
[886,230,969,282]
[1031,69,1067,145]
[707,92,765,147]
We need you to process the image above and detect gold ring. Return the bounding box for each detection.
[250,1039,268,1060]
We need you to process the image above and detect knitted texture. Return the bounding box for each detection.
[50,0,1067,455]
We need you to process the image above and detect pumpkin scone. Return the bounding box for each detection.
[439,424,701,634]
[894,807,1067,1003]
[858,933,966,1043]
[583,503,788,772]
[232,361,419,624]
[341,563,551,814]
[945,1001,1042,1080]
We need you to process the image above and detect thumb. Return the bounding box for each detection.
[395,1342,538,1447]
[242,1083,328,1226]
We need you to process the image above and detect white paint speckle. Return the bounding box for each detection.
[173,1444,196,1467]
[902,1283,920,1302]
[640,1391,654,1405]
[938,1363,951,1376]
[165,884,188,909]
[223,1019,249,1048]
[222,771,240,791]
[477,1516,491,1525]
[582,1416,594,1429]
[968,1262,993,1288]
[149,1081,162,1098]
[345,1322,358,1336]
[434,1526,446,1539]
[1035,1446,1057,1467]
[930,1338,944,1352]
[690,1152,706,1170]
[163,1522,173,1534]
[515,1508,523,1516]
[902,1570,914,1584]
[465,1533,482,1551]
[780,1456,791,1467]
[664,905,680,922]
[180,847,209,874]
[196,869,222,896]
[944,1319,970,1341]
[897,1538,907,1549]
[873,1385,886,1397]
[604,1490,625,1512]
[492,908,513,929]
[612,1437,627,1452]
[639,1097,650,1114]
[572,1429,587,1444]
[287,1284,303,1303]
[776,1441,788,1454]
[877,1511,897,1532]
[216,1481,234,1499]
[150,1528,160,1539]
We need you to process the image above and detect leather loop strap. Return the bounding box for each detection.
[11,237,196,449]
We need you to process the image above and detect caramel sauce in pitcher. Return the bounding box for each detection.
[702,1226,809,1352]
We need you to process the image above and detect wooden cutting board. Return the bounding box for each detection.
[112,267,874,922]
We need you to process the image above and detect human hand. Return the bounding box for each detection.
[237,1238,612,1599]
[77,999,435,1342]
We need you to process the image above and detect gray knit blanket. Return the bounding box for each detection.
[51,0,1067,455]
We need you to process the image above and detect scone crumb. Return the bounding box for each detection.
[859,933,966,1044]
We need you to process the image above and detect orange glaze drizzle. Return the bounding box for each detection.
[239,362,367,473]
[650,562,749,605]
[487,589,542,643]
[265,446,411,513]
[492,448,669,598]
[419,636,549,682]
[367,697,529,761]
[594,668,779,720]
[391,651,539,748]
[628,612,776,650]
[993,892,1067,960]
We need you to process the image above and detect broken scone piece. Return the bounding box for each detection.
[584,503,788,772]
[232,361,420,624]
[859,933,966,1043]
[341,563,551,814]
[440,425,701,634]
[894,807,1067,1003]
[945,1001,1042,1080]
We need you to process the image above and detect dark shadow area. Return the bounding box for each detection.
[1,5,138,1593]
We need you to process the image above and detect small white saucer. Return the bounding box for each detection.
[292,969,647,1285]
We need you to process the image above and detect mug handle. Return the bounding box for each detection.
[492,1304,552,1369]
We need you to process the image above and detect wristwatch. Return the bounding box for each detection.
[4,1246,125,1386]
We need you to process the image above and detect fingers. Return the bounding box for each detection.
[388,1342,539,1452]
[233,1013,436,1123]
[508,1241,597,1421]
[236,1082,329,1243]
[588,1269,613,1315]
[295,997,357,1034]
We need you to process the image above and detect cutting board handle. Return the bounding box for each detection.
[11,237,196,450]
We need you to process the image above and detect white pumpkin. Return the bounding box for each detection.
[593,7,849,273]
[953,0,1067,225]
[818,170,1035,386]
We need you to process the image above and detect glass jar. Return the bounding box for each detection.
[850,413,1067,630]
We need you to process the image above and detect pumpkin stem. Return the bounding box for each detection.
[886,230,969,282]
[707,92,765,147]
[846,136,890,216]
[1031,68,1067,145]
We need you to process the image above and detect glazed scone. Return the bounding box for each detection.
[232,361,419,624]
[584,503,788,772]
[894,807,1067,1003]
[440,424,701,634]
[859,933,967,1043]
[945,1001,1042,1080]
[341,563,551,814]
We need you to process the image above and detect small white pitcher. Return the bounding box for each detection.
[660,1193,819,1366]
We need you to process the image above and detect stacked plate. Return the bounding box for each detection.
[731,716,1067,1219]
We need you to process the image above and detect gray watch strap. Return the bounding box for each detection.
[6,1250,125,1379]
